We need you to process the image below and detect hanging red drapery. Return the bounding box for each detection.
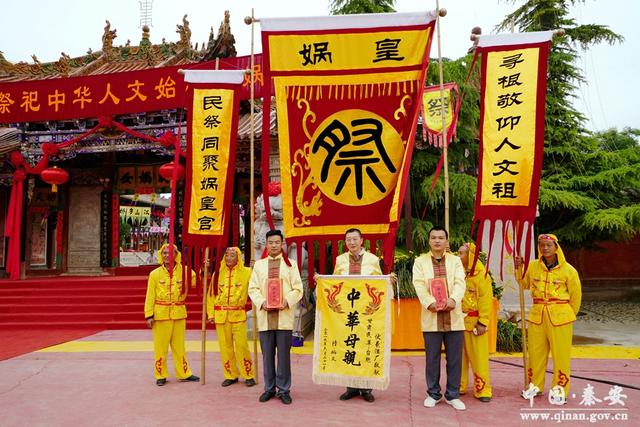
[4,169,25,280]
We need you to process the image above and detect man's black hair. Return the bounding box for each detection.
[266,229,284,241]
[344,228,362,238]
[428,225,448,239]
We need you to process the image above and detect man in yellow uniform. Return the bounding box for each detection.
[207,247,256,387]
[144,243,199,386]
[457,242,492,402]
[412,226,467,411]
[517,234,582,401]
[333,228,382,403]
[248,230,303,405]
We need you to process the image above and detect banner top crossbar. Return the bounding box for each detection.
[477,31,554,48]
[182,69,246,84]
[260,11,436,32]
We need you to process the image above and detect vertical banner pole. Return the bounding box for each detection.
[248,8,260,385]
[514,221,529,390]
[403,177,413,253]
[435,1,450,233]
[200,247,210,385]
[197,56,222,386]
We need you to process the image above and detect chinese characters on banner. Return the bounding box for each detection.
[100,190,112,268]
[260,12,436,272]
[472,32,553,268]
[182,70,244,254]
[119,206,151,226]
[115,165,170,192]
[0,55,264,123]
[313,275,392,390]
[421,83,460,147]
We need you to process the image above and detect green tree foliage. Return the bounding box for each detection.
[404,56,481,251]
[495,0,639,247]
[329,0,395,15]
[326,1,638,251]
[403,1,639,252]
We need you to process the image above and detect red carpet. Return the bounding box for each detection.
[0,276,204,330]
[0,328,101,360]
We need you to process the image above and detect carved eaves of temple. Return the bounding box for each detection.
[0,13,230,81]
[0,11,270,178]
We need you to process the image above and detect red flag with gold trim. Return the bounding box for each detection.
[472,31,554,271]
[182,70,245,280]
[421,83,460,147]
[260,12,436,273]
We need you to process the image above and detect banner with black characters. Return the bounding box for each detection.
[182,70,244,254]
[472,31,553,270]
[260,12,436,273]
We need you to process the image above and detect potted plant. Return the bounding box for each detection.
[390,250,424,350]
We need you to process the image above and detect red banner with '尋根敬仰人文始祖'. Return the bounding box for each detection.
[260,12,437,274]
[0,55,264,123]
[473,31,554,272]
[181,70,245,286]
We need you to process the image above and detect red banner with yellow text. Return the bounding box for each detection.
[0,55,264,123]
[473,31,553,270]
[260,12,436,273]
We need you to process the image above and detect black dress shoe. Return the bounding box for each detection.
[259,391,276,402]
[279,393,292,405]
[180,375,199,382]
[361,390,375,402]
[339,388,360,401]
[156,378,167,386]
[479,396,492,403]
[221,378,238,387]
[245,379,256,387]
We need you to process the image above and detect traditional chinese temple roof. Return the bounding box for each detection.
[0,13,236,82]
[0,11,279,180]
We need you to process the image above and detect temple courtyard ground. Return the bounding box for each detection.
[1,326,638,427]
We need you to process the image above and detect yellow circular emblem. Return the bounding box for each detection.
[309,109,403,206]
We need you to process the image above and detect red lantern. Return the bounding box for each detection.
[159,162,185,181]
[40,166,69,193]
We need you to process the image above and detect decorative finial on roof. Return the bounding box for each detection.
[102,20,117,55]
[55,52,71,75]
[176,14,192,49]
[142,24,150,41]
[204,10,236,60]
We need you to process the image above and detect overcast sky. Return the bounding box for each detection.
[1,0,637,132]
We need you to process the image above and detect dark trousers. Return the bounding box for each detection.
[259,330,292,395]
[424,330,464,401]
[346,387,372,394]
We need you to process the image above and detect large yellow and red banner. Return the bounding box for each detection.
[183,70,244,250]
[313,275,392,390]
[473,31,553,267]
[260,12,436,272]
[0,55,264,123]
